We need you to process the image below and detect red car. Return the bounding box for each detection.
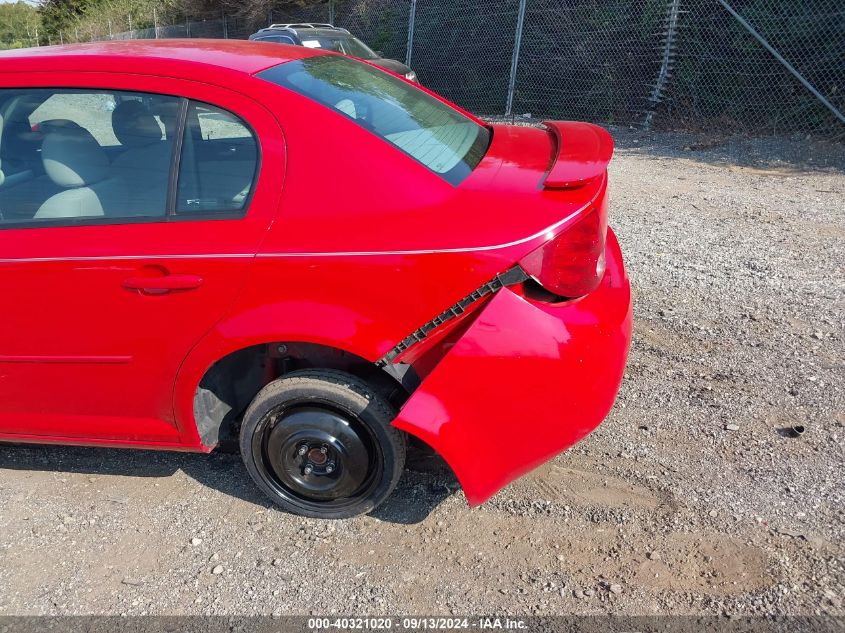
[0,40,632,519]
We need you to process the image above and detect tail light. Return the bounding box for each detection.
[519,198,608,298]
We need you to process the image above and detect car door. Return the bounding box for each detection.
[0,72,285,445]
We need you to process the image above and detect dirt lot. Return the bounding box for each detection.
[0,130,843,617]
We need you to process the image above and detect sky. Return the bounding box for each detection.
[0,0,37,5]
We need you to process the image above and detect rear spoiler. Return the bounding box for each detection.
[542,121,614,189]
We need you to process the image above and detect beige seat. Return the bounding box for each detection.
[0,114,65,221]
[35,125,127,220]
[110,101,171,216]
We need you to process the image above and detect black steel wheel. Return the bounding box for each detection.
[239,369,406,519]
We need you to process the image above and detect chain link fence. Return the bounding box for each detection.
[60,0,845,139]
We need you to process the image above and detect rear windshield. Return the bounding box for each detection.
[299,34,379,60]
[258,56,490,185]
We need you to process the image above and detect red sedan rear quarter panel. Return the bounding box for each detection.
[173,82,612,452]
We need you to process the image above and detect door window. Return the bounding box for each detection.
[0,89,179,224]
[0,89,259,225]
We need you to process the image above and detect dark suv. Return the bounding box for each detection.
[249,23,418,83]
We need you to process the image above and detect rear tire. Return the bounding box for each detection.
[239,369,406,519]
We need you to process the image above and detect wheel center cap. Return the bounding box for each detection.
[308,448,328,465]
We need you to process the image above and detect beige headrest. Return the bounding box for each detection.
[42,126,108,188]
[112,100,163,148]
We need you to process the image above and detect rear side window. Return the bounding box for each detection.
[177,101,259,214]
[258,56,489,185]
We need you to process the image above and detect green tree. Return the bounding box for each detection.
[0,2,41,50]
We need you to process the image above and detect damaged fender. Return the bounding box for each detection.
[393,229,632,505]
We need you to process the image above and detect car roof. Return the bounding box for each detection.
[0,39,325,78]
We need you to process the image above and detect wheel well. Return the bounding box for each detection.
[193,342,419,448]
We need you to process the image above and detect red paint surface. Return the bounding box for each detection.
[393,230,632,504]
[0,63,284,444]
[0,41,631,503]
[543,121,614,189]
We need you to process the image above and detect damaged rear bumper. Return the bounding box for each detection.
[392,228,632,505]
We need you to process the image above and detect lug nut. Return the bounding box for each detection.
[325,462,336,474]
[303,464,314,475]
[320,445,329,454]
[297,444,308,456]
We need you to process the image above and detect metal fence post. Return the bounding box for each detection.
[715,0,845,127]
[643,0,679,130]
[222,12,228,39]
[153,8,159,39]
[329,0,335,24]
[186,17,191,38]
[505,0,527,116]
[405,0,417,68]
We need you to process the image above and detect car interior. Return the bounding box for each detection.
[0,89,258,224]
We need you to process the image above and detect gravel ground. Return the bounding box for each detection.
[0,130,843,617]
